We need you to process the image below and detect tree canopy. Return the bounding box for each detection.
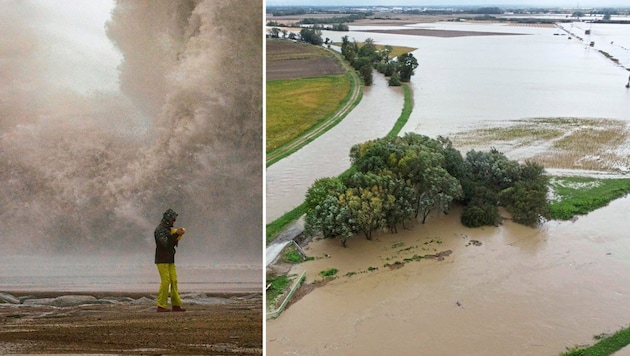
[397,53,419,82]
[299,27,323,45]
[304,134,550,246]
[340,36,419,86]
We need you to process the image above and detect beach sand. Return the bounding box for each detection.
[0,292,262,355]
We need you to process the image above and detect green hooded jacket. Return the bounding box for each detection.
[154,209,179,264]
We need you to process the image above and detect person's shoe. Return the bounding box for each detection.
[157,306,171,312]
[172,306,186,312]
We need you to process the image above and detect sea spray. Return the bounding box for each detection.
[0,0,262,264]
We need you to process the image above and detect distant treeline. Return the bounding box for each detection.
[404,7,503,15]
[269,6,629,19]
[266,22,349,31]
[267,8,307,16]
[268,6,630,25]
[267,7,373,19]
[401,7,628,16]
[299,13,372,25]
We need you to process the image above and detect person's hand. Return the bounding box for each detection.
[177,228,186,236]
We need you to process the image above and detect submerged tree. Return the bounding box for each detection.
[460,149,549,227]
[304,177,349,239]
[299,27,323,45]
[397,52,419,82]
[388,71,401,86]
[359,64,373,86]
[304,134,550,247]
[499,161,550,225]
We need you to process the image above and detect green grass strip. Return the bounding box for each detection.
[549,177,630,220]
[386,83,413,137]
[266,203,306,245]
[266,271,306,319]
[265,274,291,306]
[561,325,630,355]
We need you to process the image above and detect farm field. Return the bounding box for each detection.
[266,39,344,81]
[266,39,355,155]
[266,75,351,152]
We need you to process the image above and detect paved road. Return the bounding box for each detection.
[265,217,304,266]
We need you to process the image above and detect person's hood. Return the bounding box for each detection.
[161,209,178,225]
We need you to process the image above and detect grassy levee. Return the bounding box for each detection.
[386,83,412,137]
[266,50,362,167]
[561,325,630,355]
[266,202,306,245]
[266,83,412,246]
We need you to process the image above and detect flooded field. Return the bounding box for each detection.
[266,21,630,223]
[267,20,630,355]
[268,198,630,355]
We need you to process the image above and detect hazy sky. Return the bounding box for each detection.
[25,0,121,93]
[266,0,630,7]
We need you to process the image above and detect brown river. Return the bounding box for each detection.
[267,198,630,355]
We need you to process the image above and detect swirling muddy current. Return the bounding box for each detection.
[268,197,630,355]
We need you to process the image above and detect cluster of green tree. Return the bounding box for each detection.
[268,8,307,17]
[304,133,550,247]
[299,27,323,45]
[403,9,460,15]
[268,27,302,41]
[402,7,627,17]
[471,14,497,21]
[459,148,549,227]
[298,13,371,25]
[267,21,347,31]
[340,36,418,86]
[403,8,502,16]
[266,21,290,27]
[329,23,349,31]
[268,27,286,39]
[508,8,551,14]
[471,7,503,14]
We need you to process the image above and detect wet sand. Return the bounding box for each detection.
[267,198,630,355]
[0,292,262,355]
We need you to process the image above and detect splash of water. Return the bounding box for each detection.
[0,0,262,264]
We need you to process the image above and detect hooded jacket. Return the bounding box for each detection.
[154,209,179,264]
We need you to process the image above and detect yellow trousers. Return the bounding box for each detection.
[156,263,182,308]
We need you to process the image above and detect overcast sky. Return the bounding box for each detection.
[266,0,630,8]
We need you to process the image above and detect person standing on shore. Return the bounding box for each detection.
[154,208,186,312]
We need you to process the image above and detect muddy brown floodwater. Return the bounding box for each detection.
[267,197,630,355]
